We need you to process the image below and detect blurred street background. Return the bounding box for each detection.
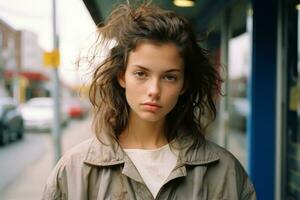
[0,0,96,199]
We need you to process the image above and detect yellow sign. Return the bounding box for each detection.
[289,85,298,111]
[43,49,60,68]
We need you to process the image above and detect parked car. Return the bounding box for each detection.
[0,97,24,145]
[65,98,91,119]
[20,97,69,132]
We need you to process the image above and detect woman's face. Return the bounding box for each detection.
[118,42,184,123]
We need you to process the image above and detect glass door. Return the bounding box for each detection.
[284,1,300,199]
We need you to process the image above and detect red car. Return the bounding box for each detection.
[65,99,90,119]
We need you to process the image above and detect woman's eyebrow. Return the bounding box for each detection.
[130,65,150,71]
[164,69,182,73]
[131,65,182,73]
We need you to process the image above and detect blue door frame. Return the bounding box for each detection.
[248,1,278,199]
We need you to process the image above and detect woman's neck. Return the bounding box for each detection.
[119,114,167,149]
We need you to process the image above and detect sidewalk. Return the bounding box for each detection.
[1,117,93,200]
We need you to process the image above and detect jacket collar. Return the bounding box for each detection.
[176,134,220,166]
[83,133,220,167]
[84,134,125,166]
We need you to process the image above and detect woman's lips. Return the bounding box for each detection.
[141,103,162,112]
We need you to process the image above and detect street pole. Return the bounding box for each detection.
[218,9,230,148]
[51,0,62,164]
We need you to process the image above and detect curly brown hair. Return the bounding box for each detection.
[88,3,222,142]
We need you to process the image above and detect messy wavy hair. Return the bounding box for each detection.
[88,2,222,142]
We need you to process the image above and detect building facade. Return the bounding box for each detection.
[0,18,50,102]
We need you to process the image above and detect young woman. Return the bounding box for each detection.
[43,3,256,200]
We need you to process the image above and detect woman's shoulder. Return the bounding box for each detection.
[182,136,249,177]
[204,140,239,160]
[46,138,93,177]
[58,138,94,166]
[203,139,256,198]
[43,138,98,199]
[179,135,242,166]
[46,135,122,176]
[202,139,246,170]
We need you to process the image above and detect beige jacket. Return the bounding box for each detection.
[42,134,256,200]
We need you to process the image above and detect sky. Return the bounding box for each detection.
[0,0,96,86]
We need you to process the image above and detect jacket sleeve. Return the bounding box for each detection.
[240,176,257,200]
[42,158,68,200]
[232,156,257,200]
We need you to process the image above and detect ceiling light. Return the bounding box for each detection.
[173,0,195,7]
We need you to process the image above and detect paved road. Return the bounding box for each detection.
[0,117,92,200]
[0,132,48,191]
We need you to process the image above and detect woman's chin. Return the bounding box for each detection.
[137,112,165,123]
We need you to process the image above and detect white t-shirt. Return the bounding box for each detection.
[124,144,178,198]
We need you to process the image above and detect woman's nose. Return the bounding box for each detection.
[147,79,161,100]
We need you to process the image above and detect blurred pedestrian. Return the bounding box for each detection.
[43,2,256,200]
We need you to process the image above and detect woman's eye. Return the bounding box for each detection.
[133,71,146,79]
[163,74,177,81]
